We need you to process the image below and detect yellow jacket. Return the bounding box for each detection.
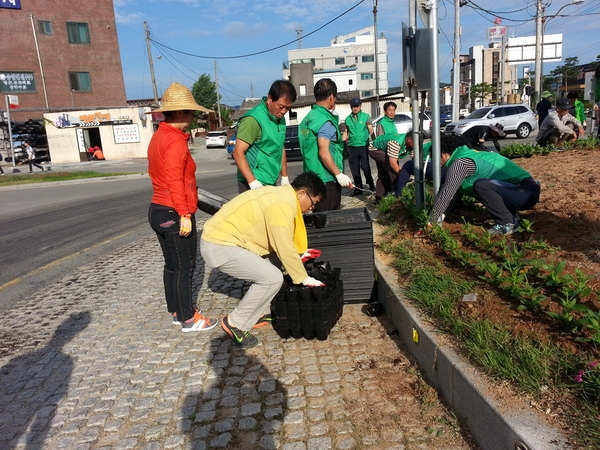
[201,185,309,284]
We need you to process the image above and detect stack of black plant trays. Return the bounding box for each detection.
[270,260,344,341]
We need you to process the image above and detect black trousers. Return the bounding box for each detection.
[347,144,375,190]
[368,149,396,200]
[473,178,540,224]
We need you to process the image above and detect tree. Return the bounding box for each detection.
[470,82,494,107]
[192,74,219,110]
[549,56,579,95]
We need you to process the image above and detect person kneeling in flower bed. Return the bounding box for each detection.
[426,136,541,235]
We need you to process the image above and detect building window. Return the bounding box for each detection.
[348,80,353,85]
[361,90,373,97]
[360,73,374,80]
[69,72,92,91]
[38,21,52,35]
[355,57,358,64]
[67,22,90,44]
[335,57,345,65]
[300,84,306,96]
[362,55,375,63]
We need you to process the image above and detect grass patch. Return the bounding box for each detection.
[0,171,139,186]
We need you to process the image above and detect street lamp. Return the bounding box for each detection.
[534,0,584,103]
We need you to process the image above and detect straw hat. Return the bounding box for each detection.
[152,82,204,113]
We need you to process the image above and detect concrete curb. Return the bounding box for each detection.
[0,173,148,191]
[374,259,570,450]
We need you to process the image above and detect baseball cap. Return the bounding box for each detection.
[350,98,361,107]
[556,97,572,110]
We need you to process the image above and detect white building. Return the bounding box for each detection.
[283,27,388,99]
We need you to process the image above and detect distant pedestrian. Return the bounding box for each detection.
[567,91,586,136]
[92,146,106,161]
[369,101,398,201]
[459,123,506,153]
[299,78,353,211]
[536,97,584,148]
[24,141,44,173]
[536,91,553,127]
[0,151,4,175]
[147,82,218,333]
[343,98,375,196]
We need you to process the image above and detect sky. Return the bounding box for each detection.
[112,0,600,105]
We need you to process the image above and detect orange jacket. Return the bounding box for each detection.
[148,122,197,215]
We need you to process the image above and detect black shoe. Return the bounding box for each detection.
[221,315,259,349]
[350,189,362,196]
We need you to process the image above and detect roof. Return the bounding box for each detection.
[231,98,262,120]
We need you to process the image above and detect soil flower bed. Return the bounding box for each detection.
[374,142,600,449]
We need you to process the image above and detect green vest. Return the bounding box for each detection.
[299,105,343,183]
[345,111,370,147]
[446,145,532,196]
[422,141,432,160]
[378,115,397,135]
[236,98,286,186]
[372,132,408,157]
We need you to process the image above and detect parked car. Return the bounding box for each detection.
[205,130,228,148]
[371,111,432,138]
[444,104,537,139]
[284,125,303,161]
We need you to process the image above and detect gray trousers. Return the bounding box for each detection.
[200,239,283,331]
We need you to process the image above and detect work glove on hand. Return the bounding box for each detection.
[280,176,290,186]
[301,276,325,287]
[335,173,354,188]
[179,215,192,236]
[300,248,322,263]
[249,179,263,190]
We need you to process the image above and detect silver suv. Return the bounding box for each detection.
[444,104,537,139]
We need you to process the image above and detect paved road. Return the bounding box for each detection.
[0,144,478,449]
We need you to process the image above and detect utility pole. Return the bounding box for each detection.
[451,0,461,121]
[373,0,380,113]
[533,0,543,105]
[500,35,506,104]
[409,1,423,209]
[214,61,222,128]
[30,14,49,109]
[428,0,442,198]
[144,22,159,106]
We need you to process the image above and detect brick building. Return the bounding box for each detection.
[0,0,127,121]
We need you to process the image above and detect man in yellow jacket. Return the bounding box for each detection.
[201,172,327,348]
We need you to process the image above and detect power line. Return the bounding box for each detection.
[148,0,366,60]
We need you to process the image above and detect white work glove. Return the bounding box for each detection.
[301,276,325,287]
[280,176,290,186]
[335,173,354,188]
[249,179,263,190]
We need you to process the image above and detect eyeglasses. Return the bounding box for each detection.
[305,191,318,209]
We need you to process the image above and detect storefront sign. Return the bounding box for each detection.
[113,124,141,143]
[0,0,22,10]
[55,112,133,128]
[0,72,35,93]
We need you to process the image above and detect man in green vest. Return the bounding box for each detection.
[427,139,540,235]
[233,80,297,193]
[299,78,353,212]
[343,98,375,196]
[369,101,398,201]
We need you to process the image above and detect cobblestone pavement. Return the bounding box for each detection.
[0,194,476,450]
